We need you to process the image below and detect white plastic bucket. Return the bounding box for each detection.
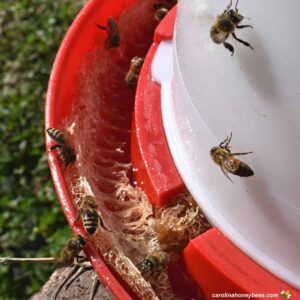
[152,0,300,289]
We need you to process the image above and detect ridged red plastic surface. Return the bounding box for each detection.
[184,229,300,300]
[132,7,185,207]
[131,5,300,299]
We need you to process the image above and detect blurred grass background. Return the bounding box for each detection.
[0,0,85,298]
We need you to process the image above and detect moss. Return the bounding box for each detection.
[0,0,85,298]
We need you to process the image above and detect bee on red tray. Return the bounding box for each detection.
[47,128,76,166]
[75,195,109,235]
[96,17,120,49]
[54,235,87,267]
[125,56,144,87]
[137,251,169,274]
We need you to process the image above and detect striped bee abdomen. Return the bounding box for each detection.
[233,161,254,177]
[47,128,66,144]
[83,210,99,235]
[47,127,76,166]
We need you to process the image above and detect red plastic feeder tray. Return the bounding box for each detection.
[46,0,300,299]
[45,0,147,299]
[46,0,199,298]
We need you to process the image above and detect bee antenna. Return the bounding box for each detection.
[226,0,233,10]
[235,0,239,11]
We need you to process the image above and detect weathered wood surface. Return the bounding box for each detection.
[31,265,113,300]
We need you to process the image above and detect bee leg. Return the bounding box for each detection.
[236,24,253,29]
[234,0,239,11]
[230,151,253,156]
[58,149,75,167]
[55,151,66,165]
[76,255,88,264]
[49,144,63,151]
[224,132,232,148]
[136,261,144,273]
[64,156,75,167]
[223,42,234,56]
[52,264,80,300]
[144,269,154,279]
[89,276,100,300]
[95,23,108,32]
[232,32,254,50]
[226,0,233,10]
[219,132,232,148]
[220,166,234,183]
[152,269,161,281]
[219,136,228,147]
[65,265,93,290]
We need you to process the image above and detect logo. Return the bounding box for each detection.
[280,290,291,299]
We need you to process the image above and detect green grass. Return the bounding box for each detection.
[0,1,85,298]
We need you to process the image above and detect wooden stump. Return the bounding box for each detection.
[31,265,113,300]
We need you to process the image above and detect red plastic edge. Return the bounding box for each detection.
[154,6,177,43]
[131,4,300,299]
[183,228,300,299]
[45,0,138,299]
[132,6,184,207]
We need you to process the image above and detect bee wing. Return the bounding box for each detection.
[220,156,243,182]
[220,165,234,183]
[222,156,240,173]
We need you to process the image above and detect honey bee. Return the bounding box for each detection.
[210,0,253,56]
[153,0,176,21]
[76,195,109,235]
[125,56,144,87]
[137,251,169,274]
[210,133,254,182]
[155,6,169,22]
[47,128,76,166]
[54,235,87,267]
[96,18,120,49]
